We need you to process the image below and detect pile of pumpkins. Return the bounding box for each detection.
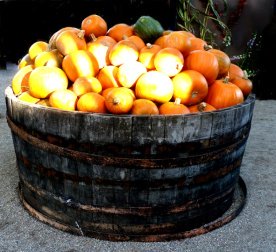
[11,14,253,115]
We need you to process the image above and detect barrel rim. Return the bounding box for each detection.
[5,85,256,118]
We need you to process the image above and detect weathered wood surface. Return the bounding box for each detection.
[5,86,255,241]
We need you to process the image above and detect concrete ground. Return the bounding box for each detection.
[0,63,275,252]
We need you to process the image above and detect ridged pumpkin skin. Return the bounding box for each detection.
[62,50,99,82]
[12,65,34,95]
[138,43,162,70]
[55,30,87,56]
[172,70,208,106]
[208,48,231,77]
[205,77,244,109]
[185,50,219,85]
[133,15,164,43]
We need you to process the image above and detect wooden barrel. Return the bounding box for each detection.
[5,86,255,241]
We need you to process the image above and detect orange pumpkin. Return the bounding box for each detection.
[62,50,99,82]
[228,63,245,81]
[117,61,147,88]
[138,43,162,70]
[28,41,49,61]
[135,70,174,104]
[131,99,159,115]
[104,87,134,114]
[87,36,116,69]
[153,34,169,48]
[205,77,244,109]
[34,49,63,68]
[189,102,216,113]
[77,92,106,113]
[107,23,134,42]
[12,65,34,95]
[123,35,146,51]
[231,71,253,97]
[48,27,81,50]
[109,40,139,66]
[28,66,68,98]
[55,30,87,56]
[159,98,190,115]
[188,37,208,52]
[72,76,102,96]
[81,14,107,38]
[49,89,78,111]
[163,31,192,56]
[172,70,208,106]
[185,50,219,85]
[18,54,33,69]
[97,65,120,90]
[153,47,184,77]
[207,48,231,77]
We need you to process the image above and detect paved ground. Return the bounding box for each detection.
[0,63,275,252]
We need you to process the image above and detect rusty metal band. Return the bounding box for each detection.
[19,175,235,216]
[18,177,247,242]
[7,116,249,168]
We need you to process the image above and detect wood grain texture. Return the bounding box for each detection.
[5,86,255,241]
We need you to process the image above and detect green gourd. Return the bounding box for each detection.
[133,16,164,43]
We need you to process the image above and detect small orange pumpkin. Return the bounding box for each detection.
[172,70,208,106]
[205,77,244,109]
[185,50,219,85]
[104,87,134,114]
[107,23,134,42]
[138,43,162,70]
[135,70,174,104]
[87,36,116,69]
[55,30,87,56]
[159,98,190,115]
[131,99,159,115]
[207,48,231,78]
[81,14,108,38]
[109,40,139,66]
[153,47,184,77]
[62,50,99,82]
[231,71,253,97]
[117,61,147,88]
[97,65,120,90]
[189,102,216,113]
[163,31,192,56]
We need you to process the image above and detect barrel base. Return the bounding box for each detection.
[18,176,247,242]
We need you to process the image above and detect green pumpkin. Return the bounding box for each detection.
[133,16,164,43]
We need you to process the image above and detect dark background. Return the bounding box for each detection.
[0,0,176,64]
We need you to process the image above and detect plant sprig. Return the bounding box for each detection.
[177,0,232,48]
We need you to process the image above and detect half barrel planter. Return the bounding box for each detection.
[5,86,255,242]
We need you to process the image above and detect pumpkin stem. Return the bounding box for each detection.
[113,97,121,105]
[174,97,182,105]
[223,76,230,84]
[78,30,86,39]
[146,43,153,49]
[203,44,213,51]
[90,33,97,42]
[198,102,207,112]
